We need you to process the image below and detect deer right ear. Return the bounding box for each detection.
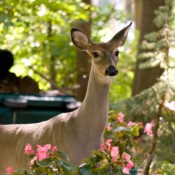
[71,28,89,51]
[109,22,132,47]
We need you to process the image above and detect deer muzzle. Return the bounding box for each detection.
[105,65,118,76]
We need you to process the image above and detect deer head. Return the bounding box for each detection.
[71,22,132,83]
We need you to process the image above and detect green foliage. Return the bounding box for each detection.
[139,0,175,71]
[79,153,122,175]
[117,73,175,171]
[91,1,130,42]
[12,149,78,175]
[0,0,90,90]
[111,80,175,173]
[157,161,175,175]
[104,111,144,168]
[111,0,175,173]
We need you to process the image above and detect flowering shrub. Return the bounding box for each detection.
[79,139,134,174]
[7,112,152,175]
[104,111,153,170]
[7,144,78,175]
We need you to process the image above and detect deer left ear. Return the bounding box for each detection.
[109,22,132,47]
[71,28,90,51]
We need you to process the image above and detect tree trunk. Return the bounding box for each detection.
[74,0,91,101]
[134,0,143,30]
[47,20,57,89]
[132,0,164,96]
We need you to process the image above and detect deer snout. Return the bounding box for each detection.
[105,65,118,76]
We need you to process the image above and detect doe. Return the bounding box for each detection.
[0,22,131,174]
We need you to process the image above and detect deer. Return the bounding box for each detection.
[0,22,131,174]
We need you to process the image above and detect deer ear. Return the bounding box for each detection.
[71,28,90,51]
[109,22,132,47]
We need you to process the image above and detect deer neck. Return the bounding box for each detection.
[76,63,110,131]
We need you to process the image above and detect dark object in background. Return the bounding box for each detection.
[0,93,80,124]
[0,50,80,124]
[0,49,39,94]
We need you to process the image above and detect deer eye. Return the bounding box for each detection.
[115,50,120,57]
[92,51,100,58]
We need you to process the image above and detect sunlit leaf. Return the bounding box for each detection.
[36,158,52,167]
[59,160,79,175]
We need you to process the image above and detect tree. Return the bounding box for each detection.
[134,0,143,30]
[132,0,165,96]
[73,0,91,101]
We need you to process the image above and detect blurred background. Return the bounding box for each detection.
[1,0,175,174]
[1,0,171,102]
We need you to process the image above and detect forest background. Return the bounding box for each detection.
[0,0,169,102]
[1,0,175,174]
[0,0,156,102]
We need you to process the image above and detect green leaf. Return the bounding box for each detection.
[55,150,69,161]
[130,127,140,137]
[13,169,27,175]
[36,158,52,167]
[114,126,130,138]
[59,160,79,175]
[79,163,92,175]
[32,166,50,173]
[114,126,130,132]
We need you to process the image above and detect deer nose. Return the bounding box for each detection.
[105,65,118,76]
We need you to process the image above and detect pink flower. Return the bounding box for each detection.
[100,143,106,152]
[6,167,13,174]
[122,152,134,174]
[51,146,58,152]
[123,159,134,169]
[106,124,112,131]
[105,139,112,147]
[25,143,34,155]
[30,156,37,165]
[144,123,153,136]
[43,144,51,150]
[122,167,130,174]
[106,139,112,151]
[122,152,131,162]
[127,121,137,127]
[36,144,51,161]
[116,112,125,123]
[127,160,134,169]
[110,146,119,162]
